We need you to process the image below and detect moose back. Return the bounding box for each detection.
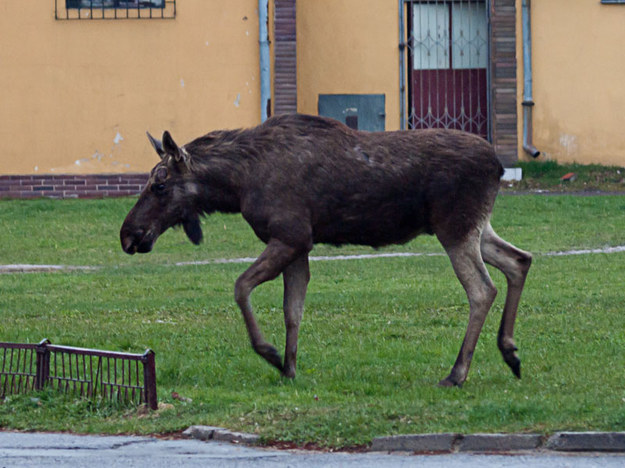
[120,114,531,387]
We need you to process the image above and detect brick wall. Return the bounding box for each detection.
[0,174,149,199]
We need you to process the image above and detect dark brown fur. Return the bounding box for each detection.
[121,114,531,386]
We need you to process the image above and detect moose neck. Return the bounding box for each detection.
[182,131,254,215]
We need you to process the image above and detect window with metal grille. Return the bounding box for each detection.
[55,0,176,20]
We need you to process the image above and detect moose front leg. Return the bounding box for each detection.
[282,254,310,378]
[234,238,307,374]
[438,233,498,387]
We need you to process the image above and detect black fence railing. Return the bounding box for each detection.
[0,339,157,410]
[55,0,176,20]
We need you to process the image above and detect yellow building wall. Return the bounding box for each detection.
[518,0,625,166]
[0,0,260,175]
[8,1,625,175]
[296,0,401,130]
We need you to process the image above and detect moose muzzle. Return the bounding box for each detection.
[120,227,156,255]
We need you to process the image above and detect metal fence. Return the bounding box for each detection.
[0,339,157,410]
[55,0,176,20]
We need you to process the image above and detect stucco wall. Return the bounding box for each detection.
[0,0,260,175]
[7,0,625,179]
[518,0,625,165]
[296,0,401,130]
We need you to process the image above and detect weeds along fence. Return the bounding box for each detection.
[0,339,157,410]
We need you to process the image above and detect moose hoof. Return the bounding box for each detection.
[501,348,521,379]
[438,375,463,388]
[254,343,284,372]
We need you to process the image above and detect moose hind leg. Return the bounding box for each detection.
[480,222,532,378]
[282,254,310,378]
[438,232,498,387]
[234,238,305,374]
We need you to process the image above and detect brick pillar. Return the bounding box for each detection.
[274,0,297,114]
[490,0,518,166]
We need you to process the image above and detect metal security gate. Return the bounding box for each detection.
[405,0,489,138]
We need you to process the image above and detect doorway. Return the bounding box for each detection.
[406,1,489,138]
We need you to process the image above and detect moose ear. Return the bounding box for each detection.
[162,131,183,161]
[163,130,192,169]
[183,215,203,245]
[146,132,166,160]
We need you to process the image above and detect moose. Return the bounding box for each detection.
[120,114,532,387]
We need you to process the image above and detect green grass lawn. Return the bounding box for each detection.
[505,160,625,192]
[1,193,625,447]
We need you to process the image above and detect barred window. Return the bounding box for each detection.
[56,0,176,19]
[67,1,164,7]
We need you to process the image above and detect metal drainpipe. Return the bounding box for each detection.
[522,0,540,157]
[399,0,407,130]
[259,0,271,122]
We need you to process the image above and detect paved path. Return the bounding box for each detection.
[2,244,625,274]
[2,432,625,468]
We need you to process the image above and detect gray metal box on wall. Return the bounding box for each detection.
[318,94,385,131]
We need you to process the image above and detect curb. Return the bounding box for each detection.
[182,427,625,453]
[458,433,543,452]
[182,426,260,445]
[370,432,625,453]
[544,432,625,452]
[370,433,459,452]
[370,433,543,453]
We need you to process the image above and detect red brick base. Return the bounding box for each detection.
[0,174,149,199]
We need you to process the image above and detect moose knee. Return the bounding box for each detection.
[471,282,497,311]
[234,277,252,307]
[507,251,532,285]
[517,251,532,273]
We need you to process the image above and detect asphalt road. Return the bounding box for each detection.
[2,432,625,468]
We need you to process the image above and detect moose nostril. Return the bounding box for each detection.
[121,236,136,254]
[120,228,145,254]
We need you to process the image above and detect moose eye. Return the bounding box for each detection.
[151,183,166,195]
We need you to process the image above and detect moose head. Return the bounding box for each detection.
[120,132,203,255]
